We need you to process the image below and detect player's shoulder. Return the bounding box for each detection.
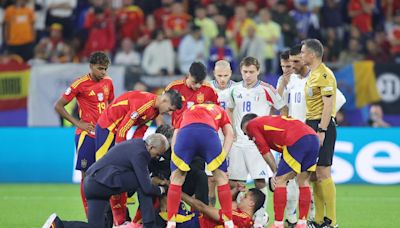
[70,74,91,89]
[165,78,185,90]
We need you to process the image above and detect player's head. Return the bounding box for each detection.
[238,188,266,214]
[158,89,183,114]
[240,113,258,136]
[301,39,324,65]
[240,57,260,87]
[187,62,207,90]
[89,51,110,81]
[280,50,292,75]
[289,44,305,74]
[155,124,174,144]
[145,133,169,158]
[213,60,232,89]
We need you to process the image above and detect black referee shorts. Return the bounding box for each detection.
[306,118,337,166]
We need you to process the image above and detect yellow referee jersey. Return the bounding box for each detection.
[305,63,337,120]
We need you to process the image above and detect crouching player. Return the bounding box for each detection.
[240,114,319,228]
[167,104,235,228]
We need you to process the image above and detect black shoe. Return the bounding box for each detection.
[284,219,297,228]
[319,217,338,228]
[307,220,319,228]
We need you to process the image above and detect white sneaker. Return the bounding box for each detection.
[42,213,57,228]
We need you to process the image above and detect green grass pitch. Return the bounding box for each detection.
[0,184,399,227]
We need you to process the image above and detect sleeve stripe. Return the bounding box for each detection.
[71,75,90,89]
[165,79,184,91]
[118,119,134,138]
[137,99,156,114]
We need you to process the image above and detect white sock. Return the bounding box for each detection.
[274,220,284,226]
[224,220,234,228]
[297,219,306,225]
[286,179,299,223]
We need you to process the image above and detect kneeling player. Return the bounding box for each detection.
[241,114,319,228]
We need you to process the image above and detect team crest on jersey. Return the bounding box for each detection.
[97,93,104,101]
[196,93,204,103]
[103,85,109,96]
[65,87,72,95]
[130,112,139,119]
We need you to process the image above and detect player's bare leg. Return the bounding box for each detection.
[296,171,312,227]
[213,168,234,228]
[208,176,217,206]
[270,171,296,228]
[167,169,187,228]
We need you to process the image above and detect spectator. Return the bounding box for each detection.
[320,0,344,39]
[114,37,141,66]
[245,1,259,20]
[239,25,266,73]
[153,0,173,28]
[348,0,375,34]
[194,5,218,46]
[381,0,400,27]
[36,23,72,63]
[83,7,115,59]
[115,0,144,42]
[323,28,342,63]
[142,30,175,76]
[271,0,296,48]
[374,29,391,55]
[208,34,236,73]
[163,2,191,49]
[4,0,35,61]
[368,104,390,127]
[294,0,322,13]
[45,0,76,41]
[177,24,206,74]
[338,38,364,67]
[364,38,390,63]
[289,0,319,41]
[256,8,281,74]
[388,12,400,62]
[213,14,228,37]
[137,15,157,51]
[226,5,256,52]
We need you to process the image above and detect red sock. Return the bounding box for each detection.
[80,178,88,218]
[167,184,182,221]
[273,187,287,222]
[109,192,128,225]
[299,186,311,220]
[217,183,233,221]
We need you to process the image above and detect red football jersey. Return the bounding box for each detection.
[165,78,219,129]
[116,5,144,41]
[62,74,114,138]
[199,208,253,228]
[348,0,375,33]
[179,104,231,131]
[97,91,159,143]
[246,116,317,155]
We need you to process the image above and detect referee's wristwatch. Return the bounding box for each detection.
[317,127,327,133]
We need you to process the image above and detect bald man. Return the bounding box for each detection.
[207,60,236,206]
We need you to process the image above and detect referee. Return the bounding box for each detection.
[301,39,338,228]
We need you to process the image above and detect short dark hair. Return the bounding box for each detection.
[249,188,266,213]
[240,56,260,70]
[89,51,110,65]
[189,62,207,82]
[301,39,324,58]
[280,50,290,60]
[155,124,174,141]
[240,113,258,131]
[289,44,302,56]
[165,89,183,110]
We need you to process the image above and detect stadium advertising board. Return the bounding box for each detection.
[0,127,399,184]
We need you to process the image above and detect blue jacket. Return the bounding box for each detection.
[86,139,162,196]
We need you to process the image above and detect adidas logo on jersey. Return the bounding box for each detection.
[89,90,96,96]
[259,170,267,176]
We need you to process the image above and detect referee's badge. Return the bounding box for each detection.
[97,93,104,101]
[130,112,139,119]
[308,87,313,97]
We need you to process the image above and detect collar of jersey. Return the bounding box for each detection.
[242,80,260,88]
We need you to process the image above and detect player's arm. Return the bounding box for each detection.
[54,97,94,133]
[181,192,220,221]
[247,125,277,173]
[171,128,179,149]
[222,123,234,154]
